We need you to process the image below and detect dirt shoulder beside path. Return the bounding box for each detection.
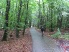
[0,28,32,52]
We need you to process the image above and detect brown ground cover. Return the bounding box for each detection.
[0,28,32,52]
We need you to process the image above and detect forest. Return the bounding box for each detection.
[0,0,69,52]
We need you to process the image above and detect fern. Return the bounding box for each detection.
[51,28,61,39]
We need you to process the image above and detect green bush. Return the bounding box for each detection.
[51,28,61,39]
[60,33,69,40]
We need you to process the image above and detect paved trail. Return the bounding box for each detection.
[30,28,62,52]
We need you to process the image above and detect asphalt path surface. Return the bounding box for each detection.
[30,27,62,52]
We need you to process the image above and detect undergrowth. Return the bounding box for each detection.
[51,28,69,40]
[51,28,61,39]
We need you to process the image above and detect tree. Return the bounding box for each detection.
[16,0,22,38]
[2,0,11,41]
[23,0,29,35]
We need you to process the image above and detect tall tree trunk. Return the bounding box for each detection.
[2,0,11,41]
[38,0,41,28]
[42,0,46,29]
[57,6,63,29]
[67,15,69,28]
[36,0,43,28]
[16,0,22,38]
[49,3,54,32]
[23,0,29,35]
[29,18,32,27]
[50,8,53,32]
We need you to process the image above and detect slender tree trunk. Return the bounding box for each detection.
[42,0,46,29]
[67,15,69,28]
[50,8,53,32]
[37,19,40,28]
[23,0,29,35]
[16,0,22,38]
[2,0,11,41]
[38,0,41,28]
[49,3,54,32]
[29,18,32,27]
[57,6,62,29]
